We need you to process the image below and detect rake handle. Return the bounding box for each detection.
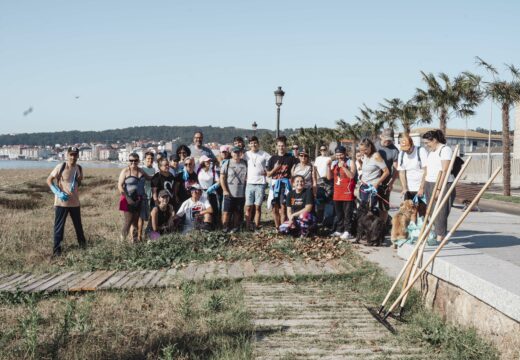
[384,166,501,319]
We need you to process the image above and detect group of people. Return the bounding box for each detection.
[47,128,456,256]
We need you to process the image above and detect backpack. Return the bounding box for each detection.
[441,146,464,177]
[57,162,82,187]
[399,146,422,169]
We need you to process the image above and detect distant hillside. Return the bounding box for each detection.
[0,126,293,146]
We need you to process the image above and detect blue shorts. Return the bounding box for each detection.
[245,184,265,206]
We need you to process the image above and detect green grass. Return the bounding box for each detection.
[482,192,520,204]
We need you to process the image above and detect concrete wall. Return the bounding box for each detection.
[421,273,520,360]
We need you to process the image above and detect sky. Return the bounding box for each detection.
[1,0,519,135]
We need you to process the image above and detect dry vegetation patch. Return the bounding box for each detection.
[0,280,253,359]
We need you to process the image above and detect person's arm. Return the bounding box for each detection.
[201,204,213,215]
[46,172,57,189]
[326,162,333,181]
[339,160,356,179]
[399,170,408,196]
[266,161,281,178]
[312,166,318,197]
[118,169,126,195]
[151,208,159,232]
[287,206,294,223]
[418,167,428,197]
[220,172,230,196]
[373,153,389,188]
[387,160,399,191]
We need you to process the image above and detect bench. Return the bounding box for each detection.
[455,183,482,211]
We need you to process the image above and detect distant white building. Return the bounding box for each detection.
[79,147,93,161]
[99,148,118,161]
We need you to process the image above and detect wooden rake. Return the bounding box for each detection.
[382,167,501,320]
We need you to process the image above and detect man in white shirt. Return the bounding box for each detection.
[175,184,213,233]
[398,135,428,216]
[243,136,271,230]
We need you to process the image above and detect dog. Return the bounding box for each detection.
[390,200,418,247]
[356,202,386,246]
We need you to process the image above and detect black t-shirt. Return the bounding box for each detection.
[151,172,176,206]
[175,171,199,203]
[267,154,298,179]
[286,188,314,213]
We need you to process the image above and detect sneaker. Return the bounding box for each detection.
[340,231,351,240]
[331,231,342,237]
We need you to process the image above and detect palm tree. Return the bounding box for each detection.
[476,57,520,196]
[415,71,482,134]
[336,119,363,154]
[289,126,336,159]
[379,98,431,134]
[355,104,386,141]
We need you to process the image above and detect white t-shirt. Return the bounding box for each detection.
[425,145,454,183]
[243,150,271,184]
[314,156,331,178]
[197,168,218,190]
[176,197,211,233]
[397,146,428,192]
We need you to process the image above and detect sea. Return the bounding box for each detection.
[0,160,124,170]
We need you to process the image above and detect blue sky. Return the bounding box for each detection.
[1,0,518,135]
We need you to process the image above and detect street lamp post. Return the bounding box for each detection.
[274,86,285,138]
[252,121,258,137]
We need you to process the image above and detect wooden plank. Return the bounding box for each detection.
[62,272,94,291]
[110,271,138,289]
[121,270,149,289]
[214,262,228,278]
[192,263,207,281]
[202,262,217,280]
[241,260,256,278]
[32,272,76,293]
[282,262,295,277]
[134,270,158,289]
[47,272,89,292]
[157,272,179,288]
[227,262,244,279]
[68,272,106,292]
[22,273,60,292]
[0,274,28,290]
[97,271,128,290]
[5,274,49,292]
[147,270,166,287]
[0,273,13,282]
[179,263,199,281]
[80,271,116,291]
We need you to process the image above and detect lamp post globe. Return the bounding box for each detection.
[252,121,258,136]
[274,86,285,138]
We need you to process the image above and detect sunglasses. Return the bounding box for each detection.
[299,154,309,157]
[129,159,139,163]
[320,148,327,151]
[179,151,187,154]
[184,163,192,166]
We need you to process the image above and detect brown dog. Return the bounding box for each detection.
[391,200,418,247]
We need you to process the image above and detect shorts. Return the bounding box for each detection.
[245,184,265,206]
[223,196,245,213]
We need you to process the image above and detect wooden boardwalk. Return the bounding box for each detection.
[0,259,352,294]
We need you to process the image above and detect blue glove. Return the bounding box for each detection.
[413,194,427,204]
[206,183,220,194]
[182,168,189,181]
[51,184,69,201]
[365,183,378,195]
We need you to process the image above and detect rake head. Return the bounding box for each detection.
[365,306,396,334]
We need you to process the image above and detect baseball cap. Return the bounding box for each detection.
[220,145,230,153]
[299,148,309,155]
[381,128,395,141]
[199,155,211,163]
[399,136,413,152]
[189,184,202,191]
[67,146,79,154]
[158,190,170,198]
[335,145,347,154]
[231,146,243,153]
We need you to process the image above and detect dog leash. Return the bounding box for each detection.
[359,181,390,205]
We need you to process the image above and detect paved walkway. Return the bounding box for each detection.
[0,259,352,293]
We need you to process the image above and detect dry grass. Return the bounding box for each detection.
[0,280,253,360]
[0,169,353,273]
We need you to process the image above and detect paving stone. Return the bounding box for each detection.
[227,261,244,279]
